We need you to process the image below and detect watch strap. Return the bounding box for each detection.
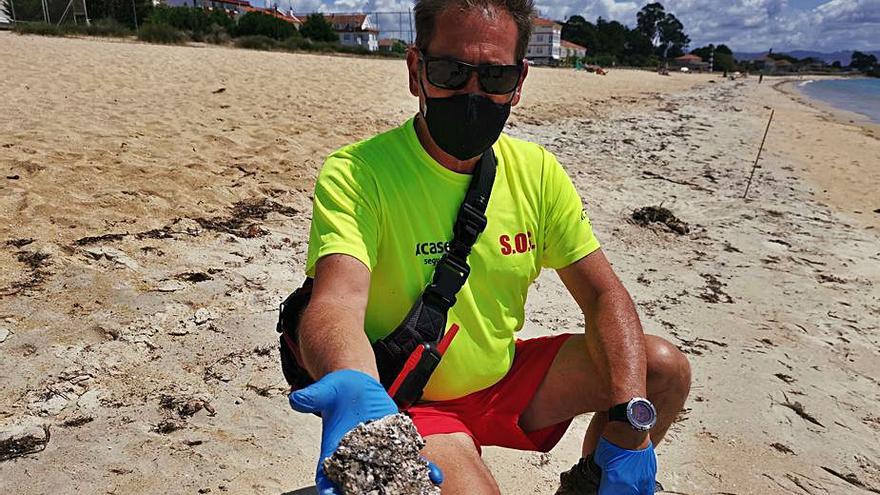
[608,401,630,423]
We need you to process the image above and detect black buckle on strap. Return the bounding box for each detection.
[425,256,469,309]
[453,202,488,246]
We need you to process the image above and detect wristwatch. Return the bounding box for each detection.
[608,397,657,431]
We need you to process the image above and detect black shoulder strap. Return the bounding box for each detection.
[368,150,497,390]
[422,150,497,312]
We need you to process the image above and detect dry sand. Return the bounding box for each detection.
[1,32,878,494]
[772,78,880,231]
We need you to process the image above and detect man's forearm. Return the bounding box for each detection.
[298,299,379,381]
[584,286,647,406]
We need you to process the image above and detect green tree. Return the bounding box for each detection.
[713,53,735,71]
[234,11,297,40]
[148,6,233,36]
[691,44,736,72]
[3,0,70,23]
[622,28,655,66]
[562,15,597,52]
[299,13,337,42]
[850,51,877,71]
[635,3,689,59]
[86,0,153,29]
[714,44,733,55]
[595,18,631,60]
[391,40,407,54]
[690,45,711,59]
[562,13,656,67]
[657,13,688,58]
[4,0,152,28]
[636,2,666,46]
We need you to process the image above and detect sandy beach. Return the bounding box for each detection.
[1,32,879,494]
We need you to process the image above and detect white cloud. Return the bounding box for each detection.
[814,0,880,24]
[282,0,878,52]
[550,0,880,51]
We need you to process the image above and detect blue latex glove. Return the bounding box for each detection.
[594,436,658,494]
[289,369,443,494]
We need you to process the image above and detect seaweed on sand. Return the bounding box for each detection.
[194,198,298,238]
[0,250,52,297]
[0,425,50,462]
[631,205,690,235]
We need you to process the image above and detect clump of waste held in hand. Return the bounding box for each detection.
[324,413,440,495]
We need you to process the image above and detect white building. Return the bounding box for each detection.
[324,13,378,51]
[526,18,561,64]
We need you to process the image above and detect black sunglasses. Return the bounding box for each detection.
[419,52,523,95]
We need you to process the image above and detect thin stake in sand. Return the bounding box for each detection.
[743,109,775,199]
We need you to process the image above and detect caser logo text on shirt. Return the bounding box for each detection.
[415,240,450,256]
[415,240,451,266]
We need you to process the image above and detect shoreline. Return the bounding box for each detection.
[774,77,880,136]
[764,76,880,229]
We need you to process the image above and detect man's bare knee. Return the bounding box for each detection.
[422,433,500,495]
[646,335,691,396]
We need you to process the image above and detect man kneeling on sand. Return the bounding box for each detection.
[282,0,691,493]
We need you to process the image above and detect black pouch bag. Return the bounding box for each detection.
[277,278,315,391]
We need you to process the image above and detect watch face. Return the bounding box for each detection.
[630,402,653,424]
[627,399,657,429]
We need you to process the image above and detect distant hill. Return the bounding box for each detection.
[734,50,880,65]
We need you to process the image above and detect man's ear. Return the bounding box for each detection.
[511,60,528,107]
[406,47,421,98]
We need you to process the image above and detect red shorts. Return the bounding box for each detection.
[407,333,575,453]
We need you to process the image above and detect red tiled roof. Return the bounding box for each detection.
[324,13,367,26]
[676,54,702,62]
[533,17,561,28]
[561,40,586,50]
[244,7,302,25]
[304,13,378,33]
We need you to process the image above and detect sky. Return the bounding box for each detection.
[277,0,879,53]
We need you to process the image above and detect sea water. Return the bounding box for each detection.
[798,78,880,124]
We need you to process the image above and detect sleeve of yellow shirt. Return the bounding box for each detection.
[305,150,382,276]
[539,148,601,269]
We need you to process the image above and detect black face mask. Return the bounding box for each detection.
[421,92,512,161]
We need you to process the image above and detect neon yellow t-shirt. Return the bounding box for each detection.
[306,117,600,401]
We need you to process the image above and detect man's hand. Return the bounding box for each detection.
[290,369,398,494]
[289,369,443,494]
[594,436,657,494]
